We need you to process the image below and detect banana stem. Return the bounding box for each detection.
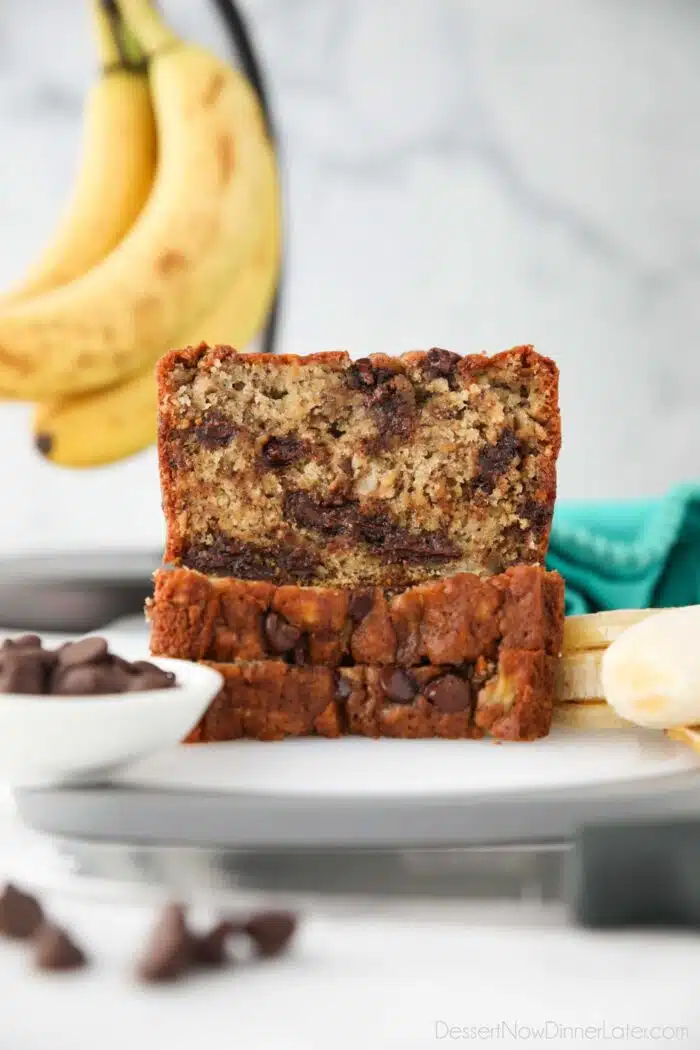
[93,0,146,71]
[115,0,180,56]
[91,0,123,69]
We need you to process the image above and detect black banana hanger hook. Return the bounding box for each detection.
[209,0,282,356]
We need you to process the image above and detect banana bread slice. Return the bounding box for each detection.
[149,564,564,666]
[157,344,560,588]
[186,649,555,743]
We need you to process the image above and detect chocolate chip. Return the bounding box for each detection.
[0,884,43,939]
[520,498,550,536]
[284,491,357,536]
[193,921,237,968]
[58,637,109,668]
[137,903,194,983]
[358,514,460,563]
[53,665,120,696]
[334,672,352,700]
[291,636,309,666]
[11,634,42,648]
[264,611,301,654]
[369,375,416,445]
[244,911,297,958]
[348,591,373,623]
[193,410,235,449]
[125,661,177,692]
[347,358,377,390]
[34,922,87,972]
[262,435,306,468]
[183,536,320,584]
[474,428,522,495]
[0,652,46,694]
[423,348,461,381]
[424,674,471,713]
[378,668,417,703]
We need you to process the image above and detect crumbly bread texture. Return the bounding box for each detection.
[185,649,554,743]
[149,564,564,667]
[157,344,560,588]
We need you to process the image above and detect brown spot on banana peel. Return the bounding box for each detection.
[35,433,53,457]
[156,250,187,277]
[217,134,234,185]
[202,71,226,107]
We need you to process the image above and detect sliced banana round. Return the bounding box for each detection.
[554,650,604,701]
[563,608,665,653]
[601,606,700,729]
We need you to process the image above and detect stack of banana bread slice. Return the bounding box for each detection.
[149,343,564,742]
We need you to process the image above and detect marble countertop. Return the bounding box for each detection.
[0,0,699,551]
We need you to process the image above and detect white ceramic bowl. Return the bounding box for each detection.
[0,657,222,787]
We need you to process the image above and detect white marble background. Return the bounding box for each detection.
[0,0,698,552]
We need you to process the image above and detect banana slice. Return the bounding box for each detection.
[563,608,665,653]
[554,650,604,701]
[601,606,700,729]
[553,701,630,731]
[666,725,700,754]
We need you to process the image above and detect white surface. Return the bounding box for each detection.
[0,0,699,552]
[0,658,222,788]
[116,726,700,799]
[0,794,699,1050]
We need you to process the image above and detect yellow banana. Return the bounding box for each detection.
[34,368,157,468]
[34,139,281,468]
[0,0,270,401]
[3,0,156,304]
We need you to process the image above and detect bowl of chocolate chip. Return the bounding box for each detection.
[0,635,222,786]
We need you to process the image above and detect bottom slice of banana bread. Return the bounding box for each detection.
[186,649,554,744]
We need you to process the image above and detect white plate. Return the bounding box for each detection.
[115,726,700,800]
[0,658,222,788]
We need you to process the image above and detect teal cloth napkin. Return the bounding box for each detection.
[545,483,700,615]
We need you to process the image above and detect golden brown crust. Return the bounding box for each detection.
[150,565,564,667]
[156,344,561,586]
[187,651,554,743]
[474,649,554,741]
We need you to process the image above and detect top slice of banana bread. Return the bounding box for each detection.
[157,343,560,588]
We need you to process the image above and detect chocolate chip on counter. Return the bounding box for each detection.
[0,884,44,940]
[378,668,417,704]
[34,922,87,972]
[348,591,373,623]
[262,435,306,468]
[334,672,353,700]
[244,911,297,958]
[137,903,195,983]
[264,611,301,654]
[193,921,237,968]
[423,348,461,381]
[57,637,109,668]
[424,674,472,713]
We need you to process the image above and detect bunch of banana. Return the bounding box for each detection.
[0,0,281,468]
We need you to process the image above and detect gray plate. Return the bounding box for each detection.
[0,550,160,631]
